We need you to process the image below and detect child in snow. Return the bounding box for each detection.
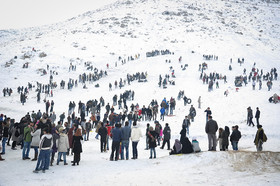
[191,137,201,153]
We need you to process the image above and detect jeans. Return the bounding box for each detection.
[1,137,7,153]
[86,131,90,141]
[110,141,120,161]
[35,149,50,171]
[132,141,138,159]
[232,141,238,151]
[106,135,109,150]
[22,141,31,158]
[150,147,156,158]
[170,107,173,115]
[145,136,149,149]
[128,120,132,128]
[57,152,67,164]
[160,114,164,121]
[121,140,129,160]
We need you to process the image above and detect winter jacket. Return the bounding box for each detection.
[23,126,32,142]
[180,128,186,143]
[57,133,69,152]
[182,119,190,128]
[255,110,260,118]
[98,126,108,140]
[230,129,241,142]
[254,128,266,145]
[72,136,83,153]
[192,140,201,152]
[221,130,229,147]
[31,128,41,147]
[181,137,194,154]
[11,125,20,142]
[131,126,142,142]
[39,134,53,150]
[148,130,158,148]
[205,119,218,134]
[112,127,122,142]
[163,126,171,140]
[121,126,131,141]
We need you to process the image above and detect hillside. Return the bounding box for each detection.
[0,0,280,185]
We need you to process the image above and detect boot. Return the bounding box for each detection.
[72,162,76,166]
[32,152,38,161]
[50,159,54,166]
[0,154,4,161]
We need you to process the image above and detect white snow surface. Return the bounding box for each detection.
[0,0,280,185]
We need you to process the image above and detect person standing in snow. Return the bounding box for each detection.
[45,100,50,114]
[198,96,201,109]
[189,105,196,122]
[72,128,83,166]
[148,126,158,159]
[56,128,69,165]
[110,123,122,161]
[182,116,191,136]
[221,126,230,151]
[22,122,33,160]
[131,121,142,159]
[230,125,241,151]
[160,123,171,150]
[254,125,267,152]
[255,107,260,126]
[33,127,53,173]
[205,116,218,151]
[217,128,223,151]
[30,124,41,161]
[204,107,212,122]
[98,122,108,152]
[120,121,131,160]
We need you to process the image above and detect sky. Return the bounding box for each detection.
[0,0,117,30]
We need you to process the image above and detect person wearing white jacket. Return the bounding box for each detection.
[30,125,41,161]
[131,122,142,159]
[56,128,69,165]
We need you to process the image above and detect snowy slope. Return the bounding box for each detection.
[0,0,280,185]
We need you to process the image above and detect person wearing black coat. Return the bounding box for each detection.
[98,122,108,152]
[148,127,158,159]
[230,125,241,151]
[180,125,187,143]
[221,126,230,151]
[72,128,83,166]
[255,107,260,126]
[181,137,194,154]
[161,123,171,150]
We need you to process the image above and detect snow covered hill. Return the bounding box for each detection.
[0,0,280,185]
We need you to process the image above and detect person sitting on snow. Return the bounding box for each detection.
[169,139,182,155]
[191,137,201,153]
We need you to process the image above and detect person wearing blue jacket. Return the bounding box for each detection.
[120,121,131,160]
[110,123,122,161]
